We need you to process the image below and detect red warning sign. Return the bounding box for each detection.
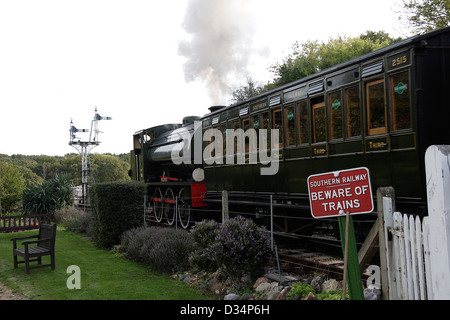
[307,167,374,219]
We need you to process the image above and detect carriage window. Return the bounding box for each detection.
[242,118,250,153]
[261,112,270,149]
[345,85,361,137]
[285,105,296,146]
[328,91,343,140]
[273,108,283,147]
[366,79,387,135]
[312,101,326,143]
[251,114,260,151]
[297,101,309,144]
[390,71,411,131]
[221,123,227,156]
[233,120,240,154]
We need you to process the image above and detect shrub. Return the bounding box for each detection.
[54,206,92,235]
[90,181,146,248]
[120,226,196,273]
[287,283,314,299]
[22,173,73,215]
[190,219,219,247]
[287,282,349,300]
[189,216,273,280]
[216,216,272,279]
[189,220,220,271]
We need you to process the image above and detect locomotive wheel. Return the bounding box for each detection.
[163,187,176,225]
[153,187,163,222]
[178,188,190,229]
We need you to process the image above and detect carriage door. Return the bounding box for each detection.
[312,102,326,143]
[366,79,387,135]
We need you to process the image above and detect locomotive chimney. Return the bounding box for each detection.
[209,105,226,113]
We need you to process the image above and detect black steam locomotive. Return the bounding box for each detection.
[130,27,450,236]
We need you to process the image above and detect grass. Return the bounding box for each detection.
[0,228,210,300]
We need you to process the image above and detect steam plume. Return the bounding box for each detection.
[178,0,266,104]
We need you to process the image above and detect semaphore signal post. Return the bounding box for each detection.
[69,107,112,204]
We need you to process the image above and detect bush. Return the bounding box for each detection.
[190,216,273,280]
[54,206,92,235]
[120,226,196,273]
[22,174,73,215]
[189,220,220,272]
[90,181,146,248]
[287,282,349,300]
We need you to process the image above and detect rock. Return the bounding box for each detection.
[240,292,253,300]
[322,278,340,292]
[253,277,269,289]
[255,282,272,293]
[224,293,240,300]
[182,275,195,283]
[364,285,382,300]
[265,286,282,300]
[240,274,253,285]
[276,286,291,300]
[311,276,323,293]
[304,292,317,300]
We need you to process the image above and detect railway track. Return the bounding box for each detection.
[277,248,371,281]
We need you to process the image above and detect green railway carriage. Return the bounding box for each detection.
[131,27,450,236]
[201,27,450,215]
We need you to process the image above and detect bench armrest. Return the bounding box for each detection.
[10,235,38,242]
[22,238,53,246]
[11,235,38,249]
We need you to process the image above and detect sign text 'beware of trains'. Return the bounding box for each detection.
[307,167,374,219]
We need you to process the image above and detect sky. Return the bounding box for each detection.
[0,0,410,156]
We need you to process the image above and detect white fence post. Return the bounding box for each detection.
[425,145,450,299]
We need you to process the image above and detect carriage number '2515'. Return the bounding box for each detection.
[392,55,407,67]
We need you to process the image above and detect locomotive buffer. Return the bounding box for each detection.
[69,107,112,204]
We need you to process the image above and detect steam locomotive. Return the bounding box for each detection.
[130,27,450,237]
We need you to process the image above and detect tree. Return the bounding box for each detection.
[0,161,26,213]
[230,76,267,103]
[88,154,131,184]
[399,0,450,33]
[269,32,401,87]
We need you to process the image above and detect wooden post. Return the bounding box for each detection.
[377,186,395,300]
[222,190,229,222]
[425,145,450,299]
[358,217,380,274]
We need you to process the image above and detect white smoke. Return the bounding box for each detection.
[178,0,268,105]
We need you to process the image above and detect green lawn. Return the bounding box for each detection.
[0,228,210,300]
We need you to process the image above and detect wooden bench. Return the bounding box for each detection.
[11,224,57,274]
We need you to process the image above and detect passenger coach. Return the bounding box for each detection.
[201,27,450,219]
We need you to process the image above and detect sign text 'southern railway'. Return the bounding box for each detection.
[307,167,374,219]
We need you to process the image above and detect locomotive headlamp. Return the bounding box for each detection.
[192,168,205,182]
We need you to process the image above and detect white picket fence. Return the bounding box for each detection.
[381,197,429,299]
[379,145,450,300]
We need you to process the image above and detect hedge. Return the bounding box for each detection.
[90,181,146,248]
